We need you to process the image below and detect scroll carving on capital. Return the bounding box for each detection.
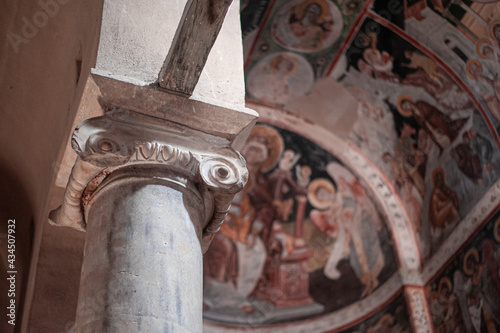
[132,142,194,166]
[50,109,249,252]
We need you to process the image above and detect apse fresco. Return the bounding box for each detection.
[340,293,411,333]
[202,123,398,325]
[240,2,500,327]
[426,210,500,332]
[334,17,500,260]
[243,0,366,105]
[373,0,500,130]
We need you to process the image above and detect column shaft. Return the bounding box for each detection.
[74,169,204,333]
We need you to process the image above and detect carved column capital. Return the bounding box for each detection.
[50,109,248,252]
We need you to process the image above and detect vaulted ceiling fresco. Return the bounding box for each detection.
[203,123,399,326]
[204,0,500,331]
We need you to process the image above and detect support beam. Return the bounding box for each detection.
[158,0,233,95]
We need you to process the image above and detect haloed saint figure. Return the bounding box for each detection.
[271,0,343,52]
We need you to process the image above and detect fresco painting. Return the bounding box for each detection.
[340,292,411,333]
[202,123,398,325]
[373,0,500,130]
[427,211,500,332]
[334,18,500,259]
[238,1,500,329]
[244,0,366,105]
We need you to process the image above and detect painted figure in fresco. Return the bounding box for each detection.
[463,249,486,332]
[381,103,431,201]
[452,128,494,184]
[428,168,460,237]
[246,52,314,105]
[408,128,434,195]
[382,152,423,232]
[203,125,281,312]
[397,96,468,153]
[395,122,427,189]
[467,60,497,90]
[466,59,500,124]
[265,54,299,104]
[349,88,391,156]
[439,277,466,333]
[397,50,472,112]
[309,163,385,297]
[271,0,342,52]
[358,32,398,82]
[476,39,500,73]
[477,39,497,59]
[289,1,328,49]
[242,127,283,259]
[308,178,345,271]
[203,189,265,313]
[480,240,500,329]
[399,167,423,232]
[251,147,313,305]
[402,49,442,83]
[269,149,305,221]
[208,125,315,310]
[402,65,472,112]
[463,243,500,332]
[453,270,475,333]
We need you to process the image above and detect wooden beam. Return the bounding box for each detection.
[158,0,233,95]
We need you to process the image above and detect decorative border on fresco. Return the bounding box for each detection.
[421,178,500,285]
[342,143,422,271]
[405,286,433,333]
[203,274,403,333]
[249,103,422,273]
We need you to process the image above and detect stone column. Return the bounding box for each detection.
[50,109,251,332]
